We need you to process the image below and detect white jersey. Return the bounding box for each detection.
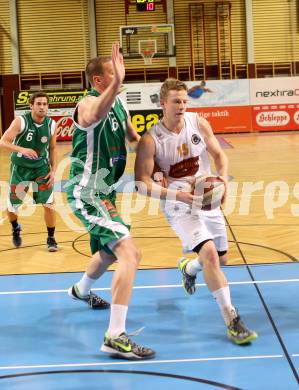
[149,112,211,185]
[149,112,227,253]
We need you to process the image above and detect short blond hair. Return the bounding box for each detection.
[160,78,188,100]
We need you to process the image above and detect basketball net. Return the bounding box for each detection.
[138,39,157,66]
[140,50,155,65]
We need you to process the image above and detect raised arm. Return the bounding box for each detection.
[0,117,38,159]
[78,42,125,127]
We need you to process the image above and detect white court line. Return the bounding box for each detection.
[0,278,299,296]
[0,354,284,371]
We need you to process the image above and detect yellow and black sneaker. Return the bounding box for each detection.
[101,332,155,360]
[68,284,110,310]
[227,315,258,345]
[178,257,197,295]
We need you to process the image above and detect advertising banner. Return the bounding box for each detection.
[119,79,251,133]
[188,106,252,133]
[14,90,87,141]
[250,77,299,131]
[13,77,299,140]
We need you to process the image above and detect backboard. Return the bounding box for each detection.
[120,24,176,59]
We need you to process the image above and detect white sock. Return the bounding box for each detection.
[186,257,202,276]
[76,273,96,297]
[212,286,237,326]
[107,304,128,338]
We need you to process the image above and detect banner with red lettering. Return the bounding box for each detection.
[51,116,74,140]
[250,77,299,131]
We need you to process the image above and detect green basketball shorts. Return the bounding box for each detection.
[67,184,131,255]
[8,163,54,211]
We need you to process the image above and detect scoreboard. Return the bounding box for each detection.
[136,0,156,12]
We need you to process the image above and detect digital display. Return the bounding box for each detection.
[136,0,155,12]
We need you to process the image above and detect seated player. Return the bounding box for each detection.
[135,78,258,345]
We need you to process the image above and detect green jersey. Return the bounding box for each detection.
[69,89,128,197]
[11,112,55,168]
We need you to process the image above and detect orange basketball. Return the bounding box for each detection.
[193,175,225,210]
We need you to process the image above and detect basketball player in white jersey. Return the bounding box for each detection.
[135,78,257,345]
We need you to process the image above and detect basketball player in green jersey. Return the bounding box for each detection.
[67,43,155,360]
[0,91,58,251]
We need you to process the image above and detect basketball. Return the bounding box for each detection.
[193,175,225,210]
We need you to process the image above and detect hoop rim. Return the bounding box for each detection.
[140,49,155,57]
[140,52,154,65]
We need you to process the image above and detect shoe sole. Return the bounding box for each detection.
[100,344,155,360]
[67,286,89,302]
[48,248,58,252]
[228,332,258,345]
[68,286,78,300]
[182,283,196,295]
[12,239,22,248]
[48,247,58,252]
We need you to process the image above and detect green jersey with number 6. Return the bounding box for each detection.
[11,111,55,168]
[69,89,128,197]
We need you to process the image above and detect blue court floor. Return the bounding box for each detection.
[0,263,299,389]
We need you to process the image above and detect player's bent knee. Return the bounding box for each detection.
[219,253,228,265]
[202,250,220,268]
[130,246,141,266]
[114,238,141,266]
[122,250,140,268]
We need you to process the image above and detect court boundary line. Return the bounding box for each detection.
[0,354,284,371]
[0,261,297,277]
[0,369,242,390]
[225,215,299,384]
[0,278,299,296]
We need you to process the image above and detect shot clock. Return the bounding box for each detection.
[136,0,156,12]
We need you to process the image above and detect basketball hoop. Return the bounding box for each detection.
[140,50,155,65]
[119,24,176,60]
[138,39,157,66]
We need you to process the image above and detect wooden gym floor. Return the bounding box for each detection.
[0,131,299,275]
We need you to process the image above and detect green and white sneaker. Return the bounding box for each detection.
[101,332,155,360]
[178,257,197,295]
[227,315,258,345]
